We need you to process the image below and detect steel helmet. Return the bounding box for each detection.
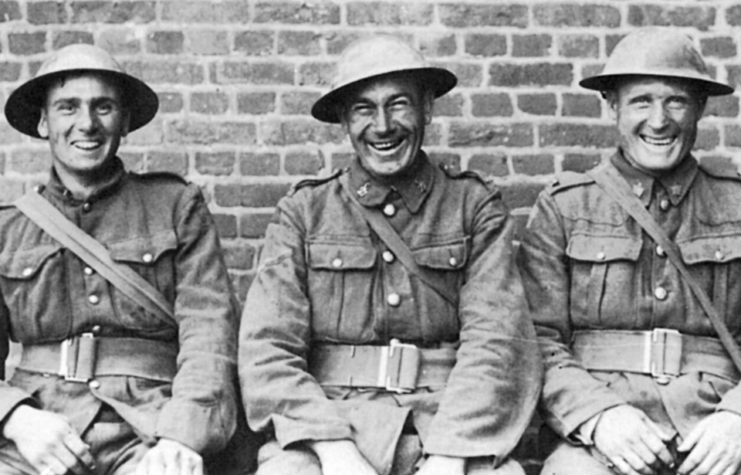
[311,35,457,123]
[5,43,159,139]
[580,27,733,96]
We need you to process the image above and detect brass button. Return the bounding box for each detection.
[82,202,92,212]
[387,293,401,307]
[142,253,153,263]
[659,199,670,211]
[449,257,458,267]
[382,251,395,263]
[88,380,100,389]
[331,258,343,268]
[656,246,665,257]
[715,250,725,261]
[383,204,396,217]
[596,252,606,260]
[22,267,33,277]
[91,325,102,335]
[88,295,100,305]
[654,287,668,301]
[83,267,94,276]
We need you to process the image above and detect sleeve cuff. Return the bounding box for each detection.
[271,413,353,449]
[155,398,235,455]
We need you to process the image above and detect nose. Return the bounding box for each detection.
[647,103,669,130]
[76,106,99,133]
[372,108,392,134]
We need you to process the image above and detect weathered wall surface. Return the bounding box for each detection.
[1,1,740,471]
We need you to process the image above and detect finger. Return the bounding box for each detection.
[163,447,181,475]
[63,432,95,470]
[678,424,705,453]
[630,440,664,470]
[678,443,710,475]
[621,450,653,475]
[644,417,675,442]
[51,446,87,475]
[136,453,159,475]
[611,456,641,475]
[46,458,71,475]
[708,457,734,475]
[182,455,203,475]
[638,433,674,468]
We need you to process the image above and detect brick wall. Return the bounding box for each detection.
[1,1,741,472]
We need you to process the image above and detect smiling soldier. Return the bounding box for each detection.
[518,28,741,475]
[239,35,541,475]
[0,44,240,475]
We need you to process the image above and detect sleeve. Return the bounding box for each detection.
[422,187,543,461]
[153,185,240,454]
[518,191,625,439]
[238,196,353,448]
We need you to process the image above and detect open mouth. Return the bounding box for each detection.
[73,140,103,151]
[641,135,676,147]
[369,138,404,154]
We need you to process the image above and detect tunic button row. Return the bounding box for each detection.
[654,287,668,301]
[383,204,396,217]
[332,257,343,268]
[88,380,100,389]
[82,202,92,213]
[382,251,395,263]
[88,294,100,305]
[596,252,606,261]
[715,250,725,261]
[142,253,153,263]
[84,266,94,276]
[387,293,401,307]
[656,246,665,257]
[22,267,33,277]
[659,199,670,211]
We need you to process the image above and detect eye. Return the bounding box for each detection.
[349,103,374,117]
[389,98,412,111]
[96,102,115,114]
[56,102,76,114]
[666,97,689,110]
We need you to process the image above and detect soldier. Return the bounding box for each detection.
[0,44,240,474]
[519,28,741,475]
[239,35,541,475]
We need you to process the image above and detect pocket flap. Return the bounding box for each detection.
[413,239,468,270]
[108,231,178,264]
[0,244,62,279]
[307,242,377,270]
[567,234,641,262]
[679,235,741,264]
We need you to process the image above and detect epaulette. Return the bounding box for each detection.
[439,163,490,187]
[134,170,189,185]
[698,160,741,183]
[547,171,594,195]
[289,169,343,196]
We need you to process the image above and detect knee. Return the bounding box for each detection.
[254,440,322,475]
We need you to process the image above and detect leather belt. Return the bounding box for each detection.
[573,329,740,384]
[18,334,178,383]
[309,339,456,393]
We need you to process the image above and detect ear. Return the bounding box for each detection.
[423,90,434,125]
[37,109,49,139]
[606,92,619,122]
[120,109,130,138]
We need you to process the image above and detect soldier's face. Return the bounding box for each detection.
[341,75,432,178]
[38,73,129,182]
[609,77,705,173]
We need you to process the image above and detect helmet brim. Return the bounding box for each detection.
[580,72,734,97]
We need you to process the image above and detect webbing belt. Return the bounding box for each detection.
[309,341,456,393]
[18,335,178,383]
[573,329,740,383]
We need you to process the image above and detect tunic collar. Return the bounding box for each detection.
[348,152,435,214]
[610,149,697,207]
[46,157,127,205]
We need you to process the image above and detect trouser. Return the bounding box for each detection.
[255,436,526,475]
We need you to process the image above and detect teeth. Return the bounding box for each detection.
[642,136,675,146]
[370,139,402,151]
[75,141,101,150]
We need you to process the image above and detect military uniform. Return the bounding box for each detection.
[240,153,541,475]
[518,151,741,472]
[0,158,239,473]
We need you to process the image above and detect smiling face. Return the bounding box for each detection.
[340,74,433,178]
[38,72,129,186]
[608,76,706,174]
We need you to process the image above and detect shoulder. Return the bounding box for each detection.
[129,170,189,187]
[698,159,741,183]
[438,163,493,189]
[546,171,595,196]
[288,169,343,196]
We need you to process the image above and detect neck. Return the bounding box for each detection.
[53,159,120,201]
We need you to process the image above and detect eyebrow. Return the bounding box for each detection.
[50,96,120,107]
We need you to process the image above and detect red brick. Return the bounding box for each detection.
[469,153,509,177]
[239,212,274,239]
[8,149,49,174]
[161,1,251,23]
[0,62,22,81]
[298,62,334,87]
[53,31,94,50]
[213,184,241,207]
[725,65,741,90]
[581,64,605,82]
[439,4,528,28]
[222,242,256,270]
[464,34,506,57]
[146,151,187,175]
[239,152,280,176]
[0,178,24,204]
[221,183,292,208]
[628,5,716,31]
[157,92,184,113]
[434,62,482,88]
[119,152,145,172]
[285,151,325,176]
[28,1,67,24]
[433,93,464,117]
[348,2,432,26]
[605,34,627,56]
[0,123,26,146]
[281,91,322,115]
[124,60,205,84]
[704,95,739,118]
[701,37,736,59]
[330,153,354,172]
[423,123,442,146]
[533,4,620,27]
[218,61,293,85]
[490,63,573,87]
[195,151,235,176]
[539,123,617,148]
[513,35,552,58]
[517,93,557,116]
[146,31,184,54]
[0,2,21,23]
[500,182,546,209]
[419,33,456,57]
[0,152,4,173]
[126,118,163,145]
[9,32,46,55]
[71,2,156,24]
[254,2,340,24]
[186,30,229,56]
[191,92,229,115]
[728,5,741,26]
[724,124,741,148]
[694,126,720,151]
[278,31,322,56]
[472,93,513,117]
[562,153,602,173]
[238,92,276,115]
[558,34,599,58]
[562,93,601,118]
[429,153,461,171]
[260,120,345,146]
[326,32,362,55]
[512,154,555,176]
[449,122,534,148]
[213,213,238,239]
[234,31,275,56]
[166,120,257,145]
[99,29,141,55]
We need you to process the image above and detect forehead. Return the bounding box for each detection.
[613,76,698,100]
[344,74,422,103]
[44,72,122,103]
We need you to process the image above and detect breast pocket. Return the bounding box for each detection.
[412,238,468,290]
[566,234,641,327]
[306,241,377,340]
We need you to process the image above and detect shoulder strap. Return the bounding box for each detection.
[339,174,458,308]
[14,190,176,328]
[587,166,741,373]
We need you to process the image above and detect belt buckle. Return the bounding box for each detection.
[377,339,420,394]
[645,328,682,384]
[59,333,96,383]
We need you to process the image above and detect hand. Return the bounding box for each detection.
[677,411,741,475]
[593,405,674,475]
[135,439,203,475]
[307,440,378,475]
[415,455,465,475]
[2,405,94,475]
